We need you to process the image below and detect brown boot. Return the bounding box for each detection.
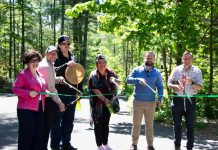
[130,144,137,150]
[147,146,155,150]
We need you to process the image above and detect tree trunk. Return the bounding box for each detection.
[209,0,213,94]
[9,0,12,78]
[39,1,43,53]
[53,0,56,45]
[13,0,16,77]
[61,0,65,35]
[80,12,88,68]
[20,0,25,69]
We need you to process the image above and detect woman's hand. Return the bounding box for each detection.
[29,91,38,98]
[103,98,110,107]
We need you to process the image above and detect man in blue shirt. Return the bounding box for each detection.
[126,51,164,150]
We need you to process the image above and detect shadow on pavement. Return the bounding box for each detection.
[0,115,18,149]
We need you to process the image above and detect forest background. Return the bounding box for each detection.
[0,0,217,128]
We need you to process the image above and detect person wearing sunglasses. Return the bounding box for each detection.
[126,51,164,150]
[12,49,47,150]
[50,35,83,150]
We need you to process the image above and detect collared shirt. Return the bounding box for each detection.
[126,65,164,102]
[168,64,203,95]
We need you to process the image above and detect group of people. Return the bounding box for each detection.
[12,34,203,150]
[127,51,203,150]
[13,35,81,150]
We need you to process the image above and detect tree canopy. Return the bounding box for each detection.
[0,0,218,120]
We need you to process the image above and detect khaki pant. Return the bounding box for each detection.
[131,100,156,146]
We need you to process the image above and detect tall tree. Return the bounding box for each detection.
[61,0,65,35]
[9,0,12,78]
[209,0,214,94]
[53,0,56,45]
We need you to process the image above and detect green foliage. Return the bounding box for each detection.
[0,0,218,125]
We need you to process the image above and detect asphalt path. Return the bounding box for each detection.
[0,95,217,150]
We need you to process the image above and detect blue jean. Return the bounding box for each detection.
[171,96,196,150]
[50,96,76,149]
[17,102,44,150]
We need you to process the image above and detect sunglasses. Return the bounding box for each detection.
[61,42,70,46]
[29,58,40,63]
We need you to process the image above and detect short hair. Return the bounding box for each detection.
[144,51,155,58]
[182,51,193,58]
[23,49,42,64]
[95,54,106,64]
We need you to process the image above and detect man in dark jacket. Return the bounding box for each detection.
[50,35,83,150]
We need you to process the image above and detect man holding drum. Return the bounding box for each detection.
[50,35,83,150]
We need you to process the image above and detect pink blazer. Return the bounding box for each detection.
[12,67,47,111]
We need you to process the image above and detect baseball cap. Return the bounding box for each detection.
[46,46,58,53]
[95,54,106,63]
[58,35,70,44]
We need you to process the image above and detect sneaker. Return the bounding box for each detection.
[174,147,181,150]
[51,147,61,150]
[62,144,77,150]
[52,148,61,150]
[97,146,104,150]
[102,144,112,150]
[130,144,137,150]
[147,146,155,150]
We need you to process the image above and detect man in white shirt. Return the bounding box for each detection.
[168,51,203,150]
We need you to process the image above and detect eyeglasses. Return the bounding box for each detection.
[29,58,40,63]
[61,42,70,46]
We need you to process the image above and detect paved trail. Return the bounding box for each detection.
[0,95,217,150]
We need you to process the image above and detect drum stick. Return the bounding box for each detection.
[63,81,83,95]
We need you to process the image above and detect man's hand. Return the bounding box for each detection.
[56,76,65,84]
[44,90,50,97]
[67,60,76,67]
[156,101,161,108]
[172,84,184,91]
[185,78,193,85]
[139,78,146,86]
[58,102,65,112]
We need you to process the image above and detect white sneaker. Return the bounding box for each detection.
[97,146,104,150]
[102,144,112,150]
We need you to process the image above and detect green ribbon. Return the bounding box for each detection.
[1,92,218,99]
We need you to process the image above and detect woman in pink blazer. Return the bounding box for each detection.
[12,49,47,150]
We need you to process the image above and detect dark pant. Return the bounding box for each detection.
[17,102,44,150]
[42,98,56,150]
[50,96,76,149]
[171,96,196,150]
[94,104,111,146]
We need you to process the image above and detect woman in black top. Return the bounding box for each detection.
[88,54,120,150]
